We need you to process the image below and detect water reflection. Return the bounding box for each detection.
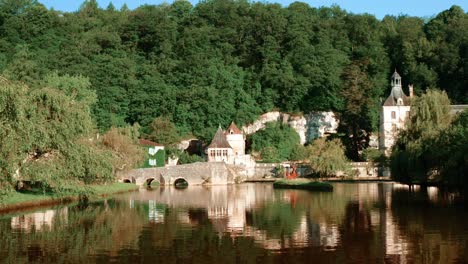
[0,183,467,263]
[11,208,68,232]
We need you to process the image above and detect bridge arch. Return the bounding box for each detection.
[146,178,160,187]
[174,178,188,188]
[123,179,131,183]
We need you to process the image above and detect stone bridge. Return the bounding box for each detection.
[118,162,237,187]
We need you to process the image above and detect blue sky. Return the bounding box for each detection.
[39,0,468,19]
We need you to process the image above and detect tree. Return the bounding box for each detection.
[306,138,348,177]
[0,76,143,198]
[249,122,301,162]
[101,127,144,171]
[147,116,180,146]
[339,60,375,161]
[390,89,453,185]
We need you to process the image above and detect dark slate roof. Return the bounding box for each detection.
[139,139,164,147]
[225,122,242,135]
[391,70,401,79]
[383,86,410,106]
[208,127,232,149]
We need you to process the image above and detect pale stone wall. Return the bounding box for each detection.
[207,148,233,163]
[379,105,410,155]
[226,133,245,156]
[242,111,339,144]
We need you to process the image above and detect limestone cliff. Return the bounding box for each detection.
[242,111,339,144]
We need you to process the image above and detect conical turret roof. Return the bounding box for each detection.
[391,70,401,79]
[225,122,242,135]
[208,127,233,149]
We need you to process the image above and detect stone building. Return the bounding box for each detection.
[207,127,235,163]
[379,71,413,156]
[225,122,245,157]
[207,122,253,166]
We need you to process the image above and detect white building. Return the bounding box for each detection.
[207,126,235,163]
[379,71,413,156]
[225,122,245,157]
[207,122,253,165]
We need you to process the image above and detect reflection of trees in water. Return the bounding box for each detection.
[2,184,468,263]
[0,200,146,263]
[246,201,303,239]
[337,201,385,263]
[390,188,468,263]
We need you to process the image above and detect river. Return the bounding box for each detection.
[1,182,467,263]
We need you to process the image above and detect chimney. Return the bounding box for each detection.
[408,84,414,98]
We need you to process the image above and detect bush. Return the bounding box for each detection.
[101,127,145,171]
[362,148,387,164]
[178,152,204,164]
[250,122,301,162]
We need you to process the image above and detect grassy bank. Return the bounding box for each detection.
[0,183,139,212]
[273,179,333,192]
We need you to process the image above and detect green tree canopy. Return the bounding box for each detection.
[250,122,301,162]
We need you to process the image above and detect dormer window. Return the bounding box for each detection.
[230,130,233,134]
[397,98,403,106]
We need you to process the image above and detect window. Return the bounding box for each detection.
[391,111,396,119]
[210,150,215,157]
[222,150,228,156]
[217,150,221,156]
[406,111,410,118]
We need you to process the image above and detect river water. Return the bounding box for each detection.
[1,182,467,263]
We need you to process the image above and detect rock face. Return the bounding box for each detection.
[242,111,339,144]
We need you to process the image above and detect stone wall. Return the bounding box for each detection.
[118,162,235,186]
[242,111,339,144]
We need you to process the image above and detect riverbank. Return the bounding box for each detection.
[0,183,139,213]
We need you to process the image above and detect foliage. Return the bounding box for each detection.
[0,76,144,199]
[101,127,145,171]
[289,144,309,161]
[146,116,181,146]
[250,122,301,162]
[362,148,387,164]
[339,60,383,161]
[155,149,166,167]
[0,1,466,161]
[306,138,349,177]
[178,152,205,165]
[390,90,466,187]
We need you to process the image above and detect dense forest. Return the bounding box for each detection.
[0,0,467,159]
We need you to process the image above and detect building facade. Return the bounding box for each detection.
[379,71,413,156]
[207,127,235,163]
[225,122,245,157]
[207,122,250,165]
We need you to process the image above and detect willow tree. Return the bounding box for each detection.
[390,89,452,185]
[0,74,144,199]
[306,138,348,177]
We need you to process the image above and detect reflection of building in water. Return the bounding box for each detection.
[319,225,339,249]
[11,207,68,232]
[148,200,165,223]
[384,211,409,259]
[378,185,410,262]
